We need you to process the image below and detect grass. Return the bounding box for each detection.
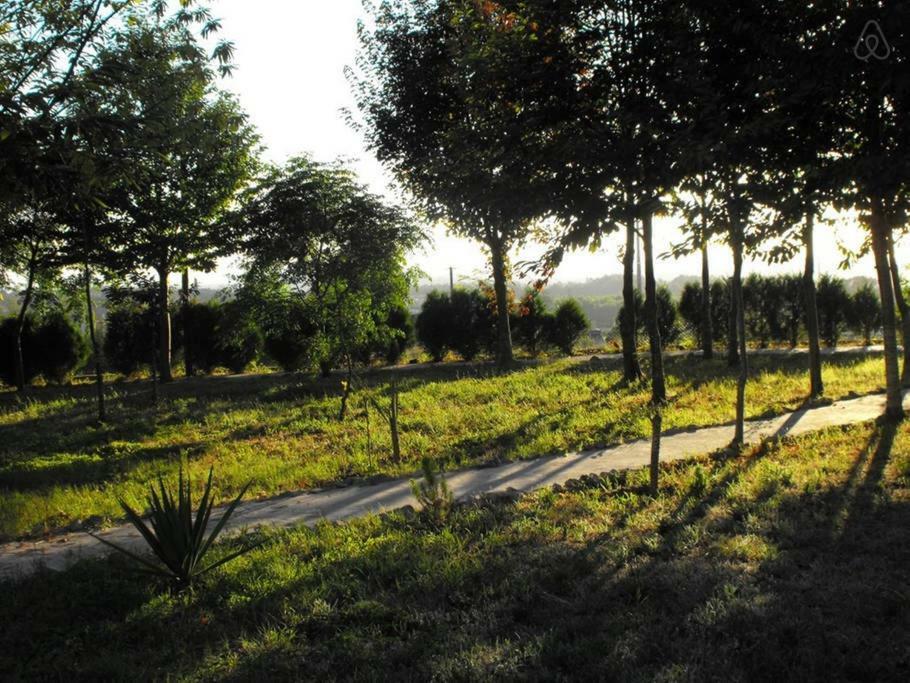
[2,420,908,680]
[0,353,887,540]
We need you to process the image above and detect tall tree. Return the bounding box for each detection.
[234,156,424,416]
[678,0,783,447]
[821,2,910,419]
[0,204,65,390]
[352,0,581,366]
[669,174,721,361]
[81,20,257,381]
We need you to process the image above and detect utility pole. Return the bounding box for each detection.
[449,267,454,297]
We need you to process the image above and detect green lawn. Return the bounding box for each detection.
[2,419,908,680]
[0,353,887,540]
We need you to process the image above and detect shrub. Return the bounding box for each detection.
[213,301,263,374]
[92,467,255,587]
[710,279,730,343]
[515,289,554,356]
[32,311,89,384]
[847,283,882,345]
[816,275,851,347]
[449,288,489,361]
[550,299,589,355]
[0,316,40,387]
[678,282,703,336]
[776,275,804,347]
[615,287,679,349]
[679,280,730,346]
[416,290,450,362]
[410,457,453,525]
[103,306,156,376]
[263,298,320,372]
[383,304,414,365]
[743,274,779,347]
[179,302,220,375]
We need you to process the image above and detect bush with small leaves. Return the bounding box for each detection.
[33,311,89,384]
[416,290,451,362]
[103,306,156,376]
[515,289,554,356]
[449,288,491,361]
[410,456,454,525]
[550,299,589,355]
[263,298,320,372]
[213,301,263,374]
[847,283,882,346]
[383,304,414,365]
[678,280,730,347]
[616,287,680,349]
[0,316,40,387]
[179,302,220,374]
[817,275,851,348]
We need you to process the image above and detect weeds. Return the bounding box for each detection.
[410,456,453,524]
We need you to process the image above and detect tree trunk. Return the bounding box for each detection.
[803,210,824,397]
[156,266,172,382]
[700,238,713,360]
[727,276,739,367]
[14,251,37,391]
[886,237,910,383]
[338,355,354,420]
[621,221,643,382]
[642,212,665,494]
[870,196,903,419]
[83,264,105,423]
[181,268,193,378]
[389,381,401,462]
[731,225,748,447]
[489,239,513,367]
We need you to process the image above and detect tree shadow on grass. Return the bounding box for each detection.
[3,422,909,679]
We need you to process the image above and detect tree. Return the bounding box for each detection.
[679,0,786,447]
[416,291,450,363]
[679,279,730,350]
[848,283,882,346]
[81,20,257,382]
[814,2,910,417]
[353,0,582,367]
[382,305,415,365]
[0,205,65,390]
[0,1,235,204]
[550,299,589,355]
[515,289,553,357]
[817,275,851,348]
[670,175,722,359]
[618,287,680,351]
[235,156,423,414]
[448,288,491,362]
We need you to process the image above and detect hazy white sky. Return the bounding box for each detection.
[201,0,886,288]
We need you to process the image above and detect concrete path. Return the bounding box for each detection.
[0,389,903,582]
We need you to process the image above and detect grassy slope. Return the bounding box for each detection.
[0,354,886,540]
[1,420,908,680]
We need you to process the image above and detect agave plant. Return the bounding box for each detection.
[92,467,254,586]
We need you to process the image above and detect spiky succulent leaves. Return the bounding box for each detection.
[92,467,254,584]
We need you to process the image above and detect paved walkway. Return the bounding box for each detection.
[1,388,904,582]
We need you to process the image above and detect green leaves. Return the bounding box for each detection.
[91,466,256,586]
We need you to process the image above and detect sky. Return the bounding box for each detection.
[199,0,886,289]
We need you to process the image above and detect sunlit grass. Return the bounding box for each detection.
[0,353,887,539]
[1,420,907,679]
